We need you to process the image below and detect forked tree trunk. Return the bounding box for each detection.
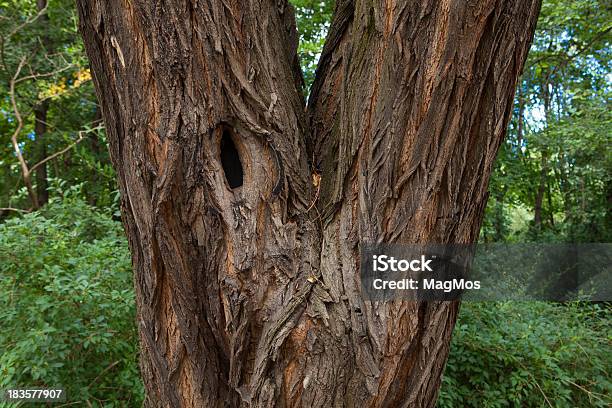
[76,1,540,406]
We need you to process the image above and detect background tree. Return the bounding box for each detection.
[480,0,611,243]
[0,0,115,213]
[76,0,540,406]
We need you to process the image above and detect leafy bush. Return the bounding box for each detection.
[439,301,611,407]
[0,192,143,406]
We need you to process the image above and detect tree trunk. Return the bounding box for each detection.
[534,153,546,230]
[34,0,51,206]
[493,190,506,242]
[76,0,540,407]
[87,106,104,206]
[34,101,49,206]
[517,84,525,149]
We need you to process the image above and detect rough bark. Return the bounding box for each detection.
[76,0,540,407]
[307,1,540,405]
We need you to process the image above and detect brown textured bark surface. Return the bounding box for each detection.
[76,0,540,407]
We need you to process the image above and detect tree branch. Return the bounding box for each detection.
[0,207,30,214]
[7,4,48,40]
[14,63,74,84]
[0,4,48,70]
[9,56,39,209]
[30,131,86,173]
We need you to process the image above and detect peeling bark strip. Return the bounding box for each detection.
[76,0,540,407]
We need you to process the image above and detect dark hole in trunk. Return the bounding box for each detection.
[220,130,244,189]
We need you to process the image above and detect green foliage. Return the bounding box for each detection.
[480,0,611,244]
[0,0,117,210]
[439,302,612,407]
[536,102,612,241]
[0,189,143,406]
[290,0,335,91]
